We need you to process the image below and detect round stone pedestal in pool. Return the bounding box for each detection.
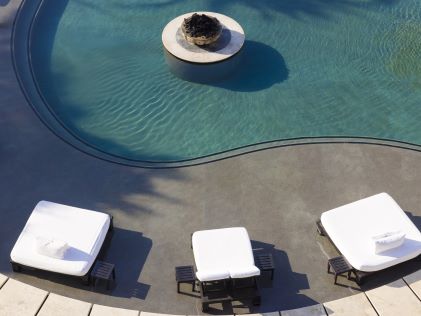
[162,12,245,63]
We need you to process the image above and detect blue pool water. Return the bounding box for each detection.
[25,0,421,162]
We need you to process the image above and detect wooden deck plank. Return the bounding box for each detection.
[0,278,48,316]
[365,278,421,316]
[281,304,327,316]
[323,293,376,316]
[90,304,139,316]
[403,269,421,300]
[37,293,91,316]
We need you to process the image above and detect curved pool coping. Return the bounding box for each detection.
[11,0,421,169]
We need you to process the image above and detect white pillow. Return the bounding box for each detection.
[372,231,405,254]
[34,236,69,259]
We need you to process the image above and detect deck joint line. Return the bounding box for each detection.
[402,276,421,302]
[363,291,380,316]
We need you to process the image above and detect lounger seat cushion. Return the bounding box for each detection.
[10,201,110,276]
[196,269,230,282]
[229,266,261,279]
[192,227,260,282]
[321,193,421,272]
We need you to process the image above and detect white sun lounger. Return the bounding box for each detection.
[321,193,421,272]
[192,227,260,282]
[10,201,111,277]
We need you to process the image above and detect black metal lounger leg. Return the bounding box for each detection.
[200,281,210,312]
[316,220,326,236]
[253,295,261,306]
[355,274,364,285]
[202,302,209,312]
[109,215,114,231]
[253,276,261,305]
[81,274,90,285]
[190,233,193,249]
[11,262,22,272]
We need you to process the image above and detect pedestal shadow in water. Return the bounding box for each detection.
[215,40,289,92]
[165,40,288,91]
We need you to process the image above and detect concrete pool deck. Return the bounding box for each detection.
[1,0,421,314]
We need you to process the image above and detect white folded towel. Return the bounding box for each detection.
[34,236,69,259]
[372,231,405,254]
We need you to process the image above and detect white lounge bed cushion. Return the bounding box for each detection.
[372,231,406,254]
[192,227,260,281]
[321,193,421,272]
[11,201,110,276]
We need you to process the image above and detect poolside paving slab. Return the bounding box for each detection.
[142,313,184,316]
[365,278,421,316]
[0,273,8,288]
[403,269,421,300]
[248,312,280,316]
[0,278,48,316]
[90,304,140,316]
[323,292,376,316]
[37,292,92,316]
[280,304,326,316]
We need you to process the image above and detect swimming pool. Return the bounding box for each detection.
[14,0,421,165]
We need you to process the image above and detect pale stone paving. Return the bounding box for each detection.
[90,304,140,316]
[0,278,48,316]
[280,304,327,316]
[0,273,7,288]
[403,269,421,300]
[323,292,376,316]
[365,278,421,316]
[0,272,421,315]
[37,293,92,316]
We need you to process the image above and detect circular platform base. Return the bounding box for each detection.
[164,49,243,83]
[162,12,245,64]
